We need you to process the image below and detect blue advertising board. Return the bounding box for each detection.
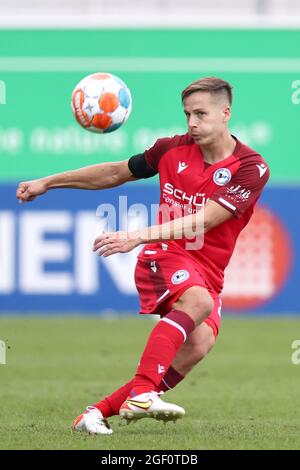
[0,183,298,314]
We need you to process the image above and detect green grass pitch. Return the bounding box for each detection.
[0,315,299,450]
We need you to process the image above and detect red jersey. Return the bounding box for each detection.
[141,133,270,294]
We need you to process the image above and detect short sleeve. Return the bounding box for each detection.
[143,135,187,172]
[210,159,270,218]
[143,138,172,172]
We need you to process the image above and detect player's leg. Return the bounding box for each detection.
[128,285,214,391]
[73,321,215,433]
[74,286,219,431]
[77,322,213,422]
[159,322,215,392]
[159,292,220,391]
[74,253,218,431]
[73,306,218,433]
[78,323,213,419]
[119,285,214,421]
[167,290,216,375]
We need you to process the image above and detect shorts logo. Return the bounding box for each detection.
[171,270,190,285]
[213,168,231,186]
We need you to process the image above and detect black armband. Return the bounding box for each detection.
[128,153,158,179]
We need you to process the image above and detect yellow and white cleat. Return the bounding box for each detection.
[119,391,185,422]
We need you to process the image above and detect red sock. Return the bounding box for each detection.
[130,309,195,395]
[92,379,134,418]
[157,365,184,392]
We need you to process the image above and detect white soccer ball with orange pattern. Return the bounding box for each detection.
[71,73,132,133]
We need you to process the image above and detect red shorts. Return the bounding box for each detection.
[134,244,222,337]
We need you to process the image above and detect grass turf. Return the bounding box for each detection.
[0,315,299,450]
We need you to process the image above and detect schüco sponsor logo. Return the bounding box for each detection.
[162,182,209,207]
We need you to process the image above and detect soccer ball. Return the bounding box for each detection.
[71,72,132,133]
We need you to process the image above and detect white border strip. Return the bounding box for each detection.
[156,289,170,303]
[0,14,300,29]
[1,57,300,72]
[162,317,187,341]
[162,378,172,390]
[219,197,237,211]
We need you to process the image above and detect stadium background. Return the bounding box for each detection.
[1,27,299,314]
[0,0,300,451]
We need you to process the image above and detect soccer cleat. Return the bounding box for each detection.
[73,406,113,435]
[119,391,185,422]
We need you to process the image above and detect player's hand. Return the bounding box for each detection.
[16,179,48,203]
[93,231,142,257]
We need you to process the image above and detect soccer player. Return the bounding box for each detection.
[16,77,270,435]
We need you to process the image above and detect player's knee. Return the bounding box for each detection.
[198,295,214,322]
[174,286,214,325]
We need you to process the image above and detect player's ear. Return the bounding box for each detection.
[223,105,231,123]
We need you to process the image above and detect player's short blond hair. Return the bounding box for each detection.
[181,77,233,105]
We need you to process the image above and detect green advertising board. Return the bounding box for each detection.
[0,29,300,182]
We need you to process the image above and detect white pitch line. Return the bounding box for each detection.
[0,57,300,72]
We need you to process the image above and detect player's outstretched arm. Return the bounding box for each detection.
[93,200,232,257]
[138,200,232,242]
[16,160,137,203]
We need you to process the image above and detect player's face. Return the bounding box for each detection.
[183,91,231,145]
